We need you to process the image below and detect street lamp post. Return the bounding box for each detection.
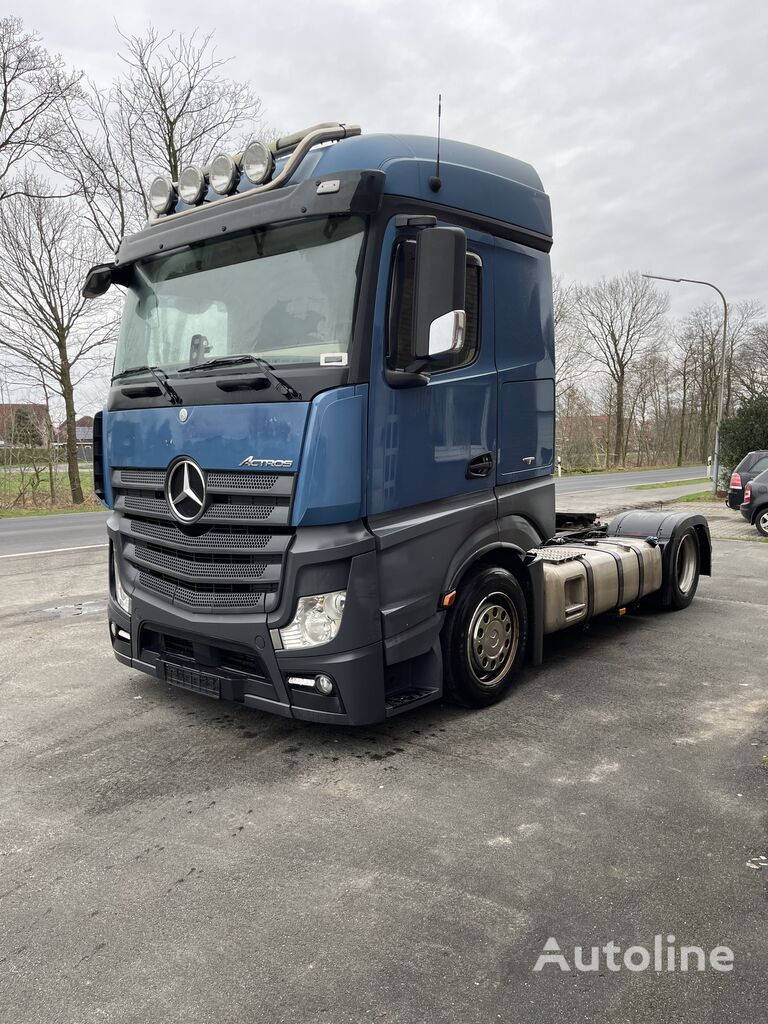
[642,274,728,496]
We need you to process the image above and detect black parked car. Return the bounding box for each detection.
[740,468,768,537]
[727,450,768,509]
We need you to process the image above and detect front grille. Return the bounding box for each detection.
[134,544,269,581]
[114,466,294,614]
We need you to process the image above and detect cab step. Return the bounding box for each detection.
[385,687,440,716]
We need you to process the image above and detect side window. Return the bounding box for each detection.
[751,455,768,474]
[388,239,481,374]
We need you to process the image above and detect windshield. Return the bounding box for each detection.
[114,215,366,377]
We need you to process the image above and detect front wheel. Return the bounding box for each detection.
[442,566,528,708]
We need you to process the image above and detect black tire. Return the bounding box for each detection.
[754,507,768,538]
[442,566,528,708]
[668,527,701,609]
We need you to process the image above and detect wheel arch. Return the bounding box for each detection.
[443,527,545,667]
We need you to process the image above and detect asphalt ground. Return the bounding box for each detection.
[1,532,766,1022]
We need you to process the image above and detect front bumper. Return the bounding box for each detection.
[108,591,388,725]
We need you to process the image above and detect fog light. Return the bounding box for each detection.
[242,140,274,185]
[315,674,334,695]
[148,175,176,215]
[178,165,207,205]
[210,152,239,194]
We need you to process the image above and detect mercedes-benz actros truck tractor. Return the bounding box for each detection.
[84,122,711,725]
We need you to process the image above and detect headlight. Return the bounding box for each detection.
[178,165,207,205]
[279,591,346,649]
[148,175,175,215]
[112,550,131,614]
[242,140,274,185]
[209,152,239,195]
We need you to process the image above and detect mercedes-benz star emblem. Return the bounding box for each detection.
[166,458,207,524]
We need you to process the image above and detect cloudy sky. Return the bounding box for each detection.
[29,0,768,316]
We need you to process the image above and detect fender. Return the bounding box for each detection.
[442,514,547,666]
[606,509,712,605]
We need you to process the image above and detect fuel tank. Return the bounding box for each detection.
[535,538,663,634]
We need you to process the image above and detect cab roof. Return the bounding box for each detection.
[291,133,552,240]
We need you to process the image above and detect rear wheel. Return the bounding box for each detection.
[755,507,768,538]
[668,528,700,609]
[442,567,528,707]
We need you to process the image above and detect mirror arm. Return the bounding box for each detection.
[384,367,430,389]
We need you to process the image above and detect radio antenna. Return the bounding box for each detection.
[428,93,442,193]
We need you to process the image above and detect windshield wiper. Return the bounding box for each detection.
[112,365,183,406]
[178,355,302,401]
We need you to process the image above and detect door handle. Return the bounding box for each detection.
[466,452,494,479]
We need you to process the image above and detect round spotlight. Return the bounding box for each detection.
[209,152,239,195]
[242,140,275,185]
[148,176,175,215]
[178,165,207,205]
[315,674,334,696]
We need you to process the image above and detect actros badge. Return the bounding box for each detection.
[239,457,294,468]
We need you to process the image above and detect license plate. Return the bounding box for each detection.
[164,662,221,699]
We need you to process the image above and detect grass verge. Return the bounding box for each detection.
[675,490,718,503]
[0,468,101,518]
[632,477,710,491]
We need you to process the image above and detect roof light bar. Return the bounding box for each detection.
[146,123,362,222]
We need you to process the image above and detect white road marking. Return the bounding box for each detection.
[0,543,108,560]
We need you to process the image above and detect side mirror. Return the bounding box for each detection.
[413,226,466,359]
[82,263,115,299]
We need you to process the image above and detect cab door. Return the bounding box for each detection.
[367,224,496,516]
[494,236,555,485]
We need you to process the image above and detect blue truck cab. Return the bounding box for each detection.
[85,123,710,724]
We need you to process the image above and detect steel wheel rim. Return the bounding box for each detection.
[466,591,519,686]
[675,534,698,594]
[759,511,768,534]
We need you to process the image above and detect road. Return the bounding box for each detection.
[1,532,766,1023]
[557,464,708,492]
[0,467,708,557]
[0,510,108,557]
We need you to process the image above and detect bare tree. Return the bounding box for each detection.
[0,180,118,502]
[56,25,267,253]
[735,320,768,401]
[679,300,762,461]
[553,274,591,399]
[0,17,80,201]
[573,272,669,466]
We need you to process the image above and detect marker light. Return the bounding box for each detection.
[209,152,239,195]
[178,165,207,205]
[279,591,346,649]
[242,140,275,185]
[148,176,176,215]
